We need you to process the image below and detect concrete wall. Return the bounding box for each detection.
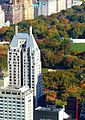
[71,39,85,43]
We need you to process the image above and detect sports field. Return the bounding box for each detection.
[72,43,85,52]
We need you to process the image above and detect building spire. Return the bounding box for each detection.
[15,25,18,35]
[30,26,32,36]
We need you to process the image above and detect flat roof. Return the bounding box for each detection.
[0,85,30,93]
[35,106,62,112]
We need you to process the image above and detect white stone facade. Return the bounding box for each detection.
[0,86,33,120]
[8,27,43,106]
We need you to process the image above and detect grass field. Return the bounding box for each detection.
[72,43,85,52]
[42,68,48,73]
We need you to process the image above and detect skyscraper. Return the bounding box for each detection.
[0,86,33,120]
[8,26,43,106]
[0,0,23,24]
[56,0,66,12]
[0,0,34,24]
[0,5,5,28]
[22,0,34,20]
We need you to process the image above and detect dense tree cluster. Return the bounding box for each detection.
[43,70,85,106]
[0,2,85,106]
[0,45,8,71]
[0,2,85,41]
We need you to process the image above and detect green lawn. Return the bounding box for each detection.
[42,68,48,73]
[72,43,85,52]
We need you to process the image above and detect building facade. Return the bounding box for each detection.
[0,71,9,87]
[56,0,66,12]
[1,0,23,24]
[22,0,34,20]
[0,86,33,120]
[34,0,66,18]
[66,0,73,9]
[34,106,70,120]
[34,0,57,17]
[0,5,5,28]
[47,0,57,15]
[66,97,78,119]
[8,27,43,106]
[0,0,34,24]
[80,101,85,120]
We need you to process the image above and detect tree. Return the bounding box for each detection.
[41,49,55,68]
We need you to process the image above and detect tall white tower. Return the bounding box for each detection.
[8,26,43,106]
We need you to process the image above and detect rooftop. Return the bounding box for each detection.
[10,27,38,49]
[0,85,30,93]
[35,106,62,112]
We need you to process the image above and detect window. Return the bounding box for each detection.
[12,93,17,95]
[17,98,20,100]
[18,93,20,95]
[6,92,11,94]
[14,49,16,51]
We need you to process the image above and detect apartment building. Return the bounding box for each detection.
[8,26,43,107]
[56,0,66,12]
[0,5,5,28]
[0,86,33,120]
[34,0,66,17]
[22,0,34,20]
[66,0,73,9]
[0,0,23,24]
[0,0,34,24]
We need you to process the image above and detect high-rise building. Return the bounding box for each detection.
[1,0,23,24]
[56,0,66,12]
[0,0,34,24]
[47,0,57,15]
[66,0,73,9]
[0,86,33,120]
[34,0,66,18]
[0,5,5,28]
[34,0,48,17]
[22,0,34,20]
[0,5,10,28]
[8,26,43,106]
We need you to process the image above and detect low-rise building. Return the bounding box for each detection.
[34,106,70,120]
[80,101,85,120]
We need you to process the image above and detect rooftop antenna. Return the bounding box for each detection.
[15,25,18,35]
[30,26,32,36]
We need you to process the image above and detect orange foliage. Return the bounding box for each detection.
[66,56,75,62]
[68,86,78,94]
[0,45,8,57]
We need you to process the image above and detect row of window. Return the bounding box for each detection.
[1,92,22,95]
